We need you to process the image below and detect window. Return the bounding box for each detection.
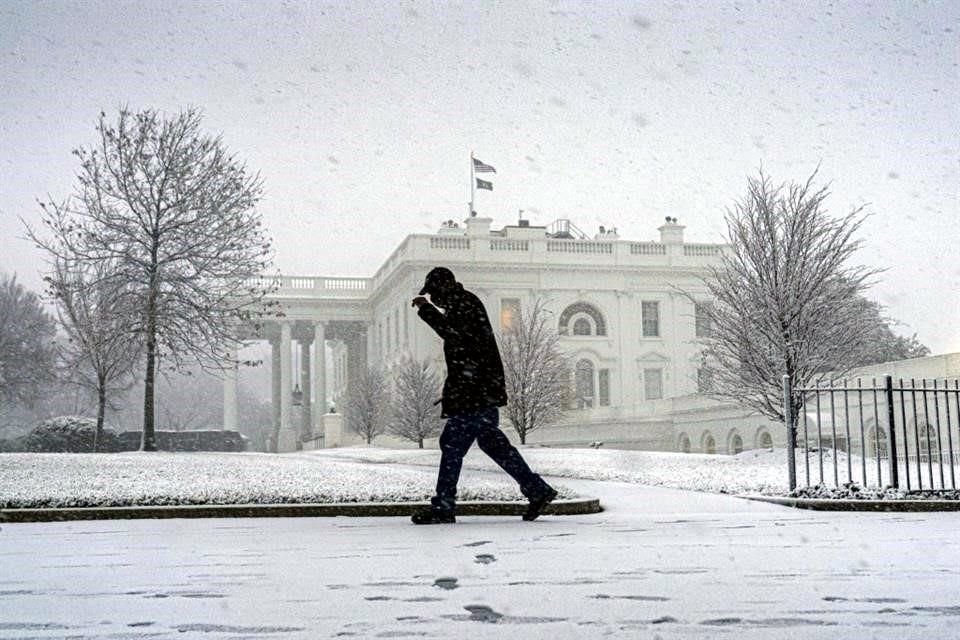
[758,431,773,449]
[598,368,610,406]
[678,433,691,453]
[695,302,712,338]
[730,433,743,454]
[870,426,888,458]
[703,432,716,454]
[559,302,606,336]
[573,317,592,335]
[575,359,595,409]
[501,298,521,332]
[644,368,663,400]
[917,424,937,461]
[641,301,659,337]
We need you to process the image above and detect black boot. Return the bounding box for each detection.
[411,507,456,525]
[523,487,558,521]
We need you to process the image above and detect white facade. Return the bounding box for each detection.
[224,218,960,453]
[231,214,957,454]
[234,215,779,452]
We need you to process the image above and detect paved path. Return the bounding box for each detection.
[2,473,959,639]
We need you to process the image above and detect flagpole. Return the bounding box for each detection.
[469,151,475,217]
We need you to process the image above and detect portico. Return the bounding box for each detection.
[223,277,371,452]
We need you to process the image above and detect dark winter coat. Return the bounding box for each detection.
[417,284,508,418]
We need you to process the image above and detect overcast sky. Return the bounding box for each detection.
[1,1,958,353]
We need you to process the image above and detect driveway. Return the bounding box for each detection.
[1,473,958,639]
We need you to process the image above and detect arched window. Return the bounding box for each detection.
[917,423,937,461]
[572,317,592,336]
[868,425,887,458]
[758,431,773,450]
[575,359,595,409]
[729,433,743,455]
[702,432,716,454]
[559,302,607,336]
[678,433,691,453]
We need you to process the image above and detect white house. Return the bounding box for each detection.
[228,214,952,455]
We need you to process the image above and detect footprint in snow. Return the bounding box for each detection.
[434,577,458,590]
[465,605,503,623]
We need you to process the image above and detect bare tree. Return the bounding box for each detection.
[695,171,878,441]
[500,298,570,444]
[27,107,275,451]
[389,356,443,448]
[0,273,58,407]
[47,258,141,450]
[845,296,929,367]
[344,366,390,445]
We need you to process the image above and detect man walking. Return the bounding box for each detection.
[410,267,557,524]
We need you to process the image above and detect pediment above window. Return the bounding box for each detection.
[637,351,669,363]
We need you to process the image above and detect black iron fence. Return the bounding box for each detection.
[783,375,960,491]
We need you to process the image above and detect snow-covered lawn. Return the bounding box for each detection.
[5,446,954,509]
[315,446,960,498]
[308,446,795,495]
[0,451,576,509]
[1,446,794,509]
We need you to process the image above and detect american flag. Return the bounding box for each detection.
[476,178,493,191]
[473,158,496,173]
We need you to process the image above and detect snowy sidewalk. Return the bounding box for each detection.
[2,473,959,639]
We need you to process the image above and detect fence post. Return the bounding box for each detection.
[884,375,900,489]
[783,375,796,491]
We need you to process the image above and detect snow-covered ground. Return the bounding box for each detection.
[3,474,959,639]
[3,447,956,509]
[308,446,796,495]
[318,447,960,499]
[1,446,796,509]
[0,451,576,509]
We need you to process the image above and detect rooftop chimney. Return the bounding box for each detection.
[464,216,492,237]
[594,224,620,240]
[437,219,463,235]
[658,216,684,244]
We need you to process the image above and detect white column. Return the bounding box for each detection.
[222,347,238,431]
[270,337,281,451]
[314,321,327,431]
[363,322,371,366]
[300,338,312,439]
[280,322,292,442]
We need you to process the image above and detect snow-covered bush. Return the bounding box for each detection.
[789,482,960,501]
[24,416,120,453]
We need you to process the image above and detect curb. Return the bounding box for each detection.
[0,497,602,523]
[742,495,960,512]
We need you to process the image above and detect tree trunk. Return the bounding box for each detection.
[142,250,159,452]
[141,341,157,451]
[95,381,106,453]
[418,439,423,449]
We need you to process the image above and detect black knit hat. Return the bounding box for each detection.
[418,267,456,295]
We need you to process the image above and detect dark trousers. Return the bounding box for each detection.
[432,406,548,512]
